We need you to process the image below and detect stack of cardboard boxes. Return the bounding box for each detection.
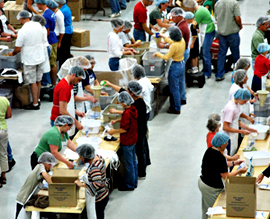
[67,0,83,22]
[4,1,23,29]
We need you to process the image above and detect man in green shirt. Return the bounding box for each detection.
[251,17,269,70]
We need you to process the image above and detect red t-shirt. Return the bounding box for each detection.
[133,1,147,30]
[254,54,270,79]
[120,105,138,146]
[210,38,219,60]
[176,20,190,49]
[206,132,216,148]
[50,78,73,121]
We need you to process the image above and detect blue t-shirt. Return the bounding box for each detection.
[43,9,58,44]
[82,69,96,88]
[60,4,73,34]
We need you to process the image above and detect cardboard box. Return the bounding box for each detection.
[71,29,90,47]
[49,169,80,207]
[15,0,24,5]
[9,3,23,25]
[226,176,256,218]
[3,1,16,20]
[67,1,82,21]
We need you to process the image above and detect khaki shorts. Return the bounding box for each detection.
[23,63,43,84]
[49,42,57,67]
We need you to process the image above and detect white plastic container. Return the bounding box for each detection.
[81,119,101,134]
[244,151,270,166]
[249,124,269,140]
[76,136,102,150]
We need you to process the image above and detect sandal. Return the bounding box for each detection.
[1,177,6,184]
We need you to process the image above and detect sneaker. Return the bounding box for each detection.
[116,11,121,16]
[104,136,118,141]
[23,103,40,110]
[109,13,118,18]
[187,69,192,74]
[38,100,41,107]
[215,76,225,82]
[167,108,181,115]
[6,159,16,172]
[181,99,186,105]
[138,176,146,180]
[192,67,198,74]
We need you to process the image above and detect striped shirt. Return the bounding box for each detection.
[86,155,109,202]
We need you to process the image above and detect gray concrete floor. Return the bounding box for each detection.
[1,0,269,218]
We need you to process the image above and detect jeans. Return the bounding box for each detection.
[252,58,255,70]
[119,0,126,9]
[109,0,121,13]
[202,30,215,77]
[41,73,52,86]
[251,74,262,93]
[50,119,55,127]
[96,195,109,219]
[121,144,138,188]
[184,48,190,63]
[136,127,147,177]
[108,57,120,71]
[168,61,186,111]
[7,141,13,160]
[216,33,240,79]
[133,29,146,42]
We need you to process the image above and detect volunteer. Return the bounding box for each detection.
[231,58,251,83]
[30,115,76,170]
[75,144,109,219]
[0,0,17,36]
[222,89,257,156]
[257,165,270,183]
[118,21,142,48]
[23,0,40,15]
[198,132,247,219]
[15,152,55,219]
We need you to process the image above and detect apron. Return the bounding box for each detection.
[75,82,85,121]
[0,14,9,34]
[67,89,75,136]
[262,74,267,91]
[83,75,96,112]
[85,167,97,219]
[59,139,68,156]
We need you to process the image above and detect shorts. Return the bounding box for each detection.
[49,42,57,67]
[23,63,43,84]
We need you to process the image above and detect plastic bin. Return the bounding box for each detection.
[244,151,270,166]
[122,49,146,65]
[254,102,270,117]
[248,124,269,140]
[102,104,124,129]
[142,52,165,77]
[148,100,156,121]
[136,42,150,52]
[0,39,16,49]
[100,87,117,110]
[81,119,101,134]
[0,49,21,69]
[0,88,13,107]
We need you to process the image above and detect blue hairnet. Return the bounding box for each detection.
[128,81,142,96]
[168,26,182,41]
[156,0,169,6]
[132,64,146,79]
[32,14,47,26]
[34,0,46,4]
[185,11,194,19]
[183,0,198,8]
[257,43,270,54]
[234,89,251,100]
[17,10,32,20]
[76,144,96,160]
[256,17,268,27]
[46,0,59,8]
[211,132,229,148]
[54,115,74,126]
[38,152,56,165]
[118,91,134,105]
[54,0,66,4]
[68,66,86,79]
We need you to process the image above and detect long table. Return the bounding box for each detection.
[212,135,270,219]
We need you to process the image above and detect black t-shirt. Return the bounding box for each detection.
[201,147,228,189]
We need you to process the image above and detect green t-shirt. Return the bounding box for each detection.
[251,29,265,60]
[194,6,215,33]
[0,97,10,130]
[149,7,162,26]
[35,126,69,157]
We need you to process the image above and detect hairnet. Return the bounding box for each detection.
[233,69,247,84]
[185,11,194,19]
[118,91,134,105]
[34,0,46,4]
[38,152,56,165]
[183,0,198,8]
[85,55,95,61]
[111,18,124,29]
[168,26,182,41]
[234,58,250,70]
[257,43,270,53]
[211,132,229,148]
[206,118,219,132]
[75,144,96,160]
[208,113,221,122]
[132,64,146,79]
[156,0,169,6]
[17,10,32,20]
[68,66,86,79]
[123,20,132,30]
[54,115,74,126]
[256,16,269,27]
[75,56,91,69]
[171,7,186,17]
[234,89,251,100]
[128,81,142,96]
[54,0,66,4]
[32,14,47,26]
[46,0,59,8]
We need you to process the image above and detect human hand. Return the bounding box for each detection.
[257,173,265,183]
[238,166,248,174]
[8,51,13,56]
[75,121,83,130]
[76,111,85,118]
[134,41,141,47]
[241,130,251,135]
[6,36,11,42]
[151,53,157,59]
[249,99,257,103]
[248,117,255,124]
[67,161,74,169]
[108,129,115,135]
[110,120,116,124]
[88,96,97,103]
[190,43,194,49]
[158,33,165,38]
[109,109,117,114]
[234,159,244,166]
[57,42,61,49]
[153,26,159,31]
[101,91,108,96]
[254,93,259,100]
[158,42,166,49]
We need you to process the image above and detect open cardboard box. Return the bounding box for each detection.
[49,169,80,207]
[226,176,256,218]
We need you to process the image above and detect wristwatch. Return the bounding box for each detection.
[232,161,235,167]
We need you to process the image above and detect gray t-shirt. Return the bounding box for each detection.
[214,0,241,35]
[118,32,132,46]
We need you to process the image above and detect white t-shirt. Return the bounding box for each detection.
[16,21,45,65]
[118,32,132,46]
[107,31,123,58]
[138,77,154,113]
[228,83,241,101]
[54,9,65,36]
[222,100,241,135]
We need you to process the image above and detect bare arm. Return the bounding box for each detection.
[57,33,64,49]
[156,19,172,29]
[108,128,127,135]
[67,139,77,151]
[42,171,52,183]
[5,105,12,119]
[142,23,154,36]
[27,0,40,14]
[9,46,21,56]
[103,80,121,92]
[235,16,242,30]
[223,121,245,134]
[49,144,74,169]
[240,113,254,124]
[221,166,247,179]
[7,24,16,34]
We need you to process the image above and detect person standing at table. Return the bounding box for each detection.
[75,144,109,219]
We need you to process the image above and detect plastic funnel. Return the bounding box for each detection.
[92,86,103,102]
[257,90,269,107]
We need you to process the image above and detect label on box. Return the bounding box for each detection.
[150,65,155,71]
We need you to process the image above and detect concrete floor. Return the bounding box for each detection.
[1,0,269,218]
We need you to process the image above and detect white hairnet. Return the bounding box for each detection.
[32,14,47,26]
[75,56,91,69]
[234,89,251,100]
[17,10,32,20]
[38,152,56,165]
[211,132,229,148]
[54,0,66,4]
[85,55,95,61]
[256,16,269,27]
[208,113,221,122]
[118,91,134,105]
[46,0,59,8]
[233,69,247,84]
[123,20,132,31]
[68,66,86,79]
[168,26,182,41]
[156,0,169,6]
[128,81,142,96]
[132,64,146,79]
[183,0,198,8]
[54,115,74,126]
[111,18,124,29]
[234,58,250,70]
[76,144,96,160]
[171,7,186,17]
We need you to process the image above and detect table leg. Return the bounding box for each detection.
[155,83,160,115]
